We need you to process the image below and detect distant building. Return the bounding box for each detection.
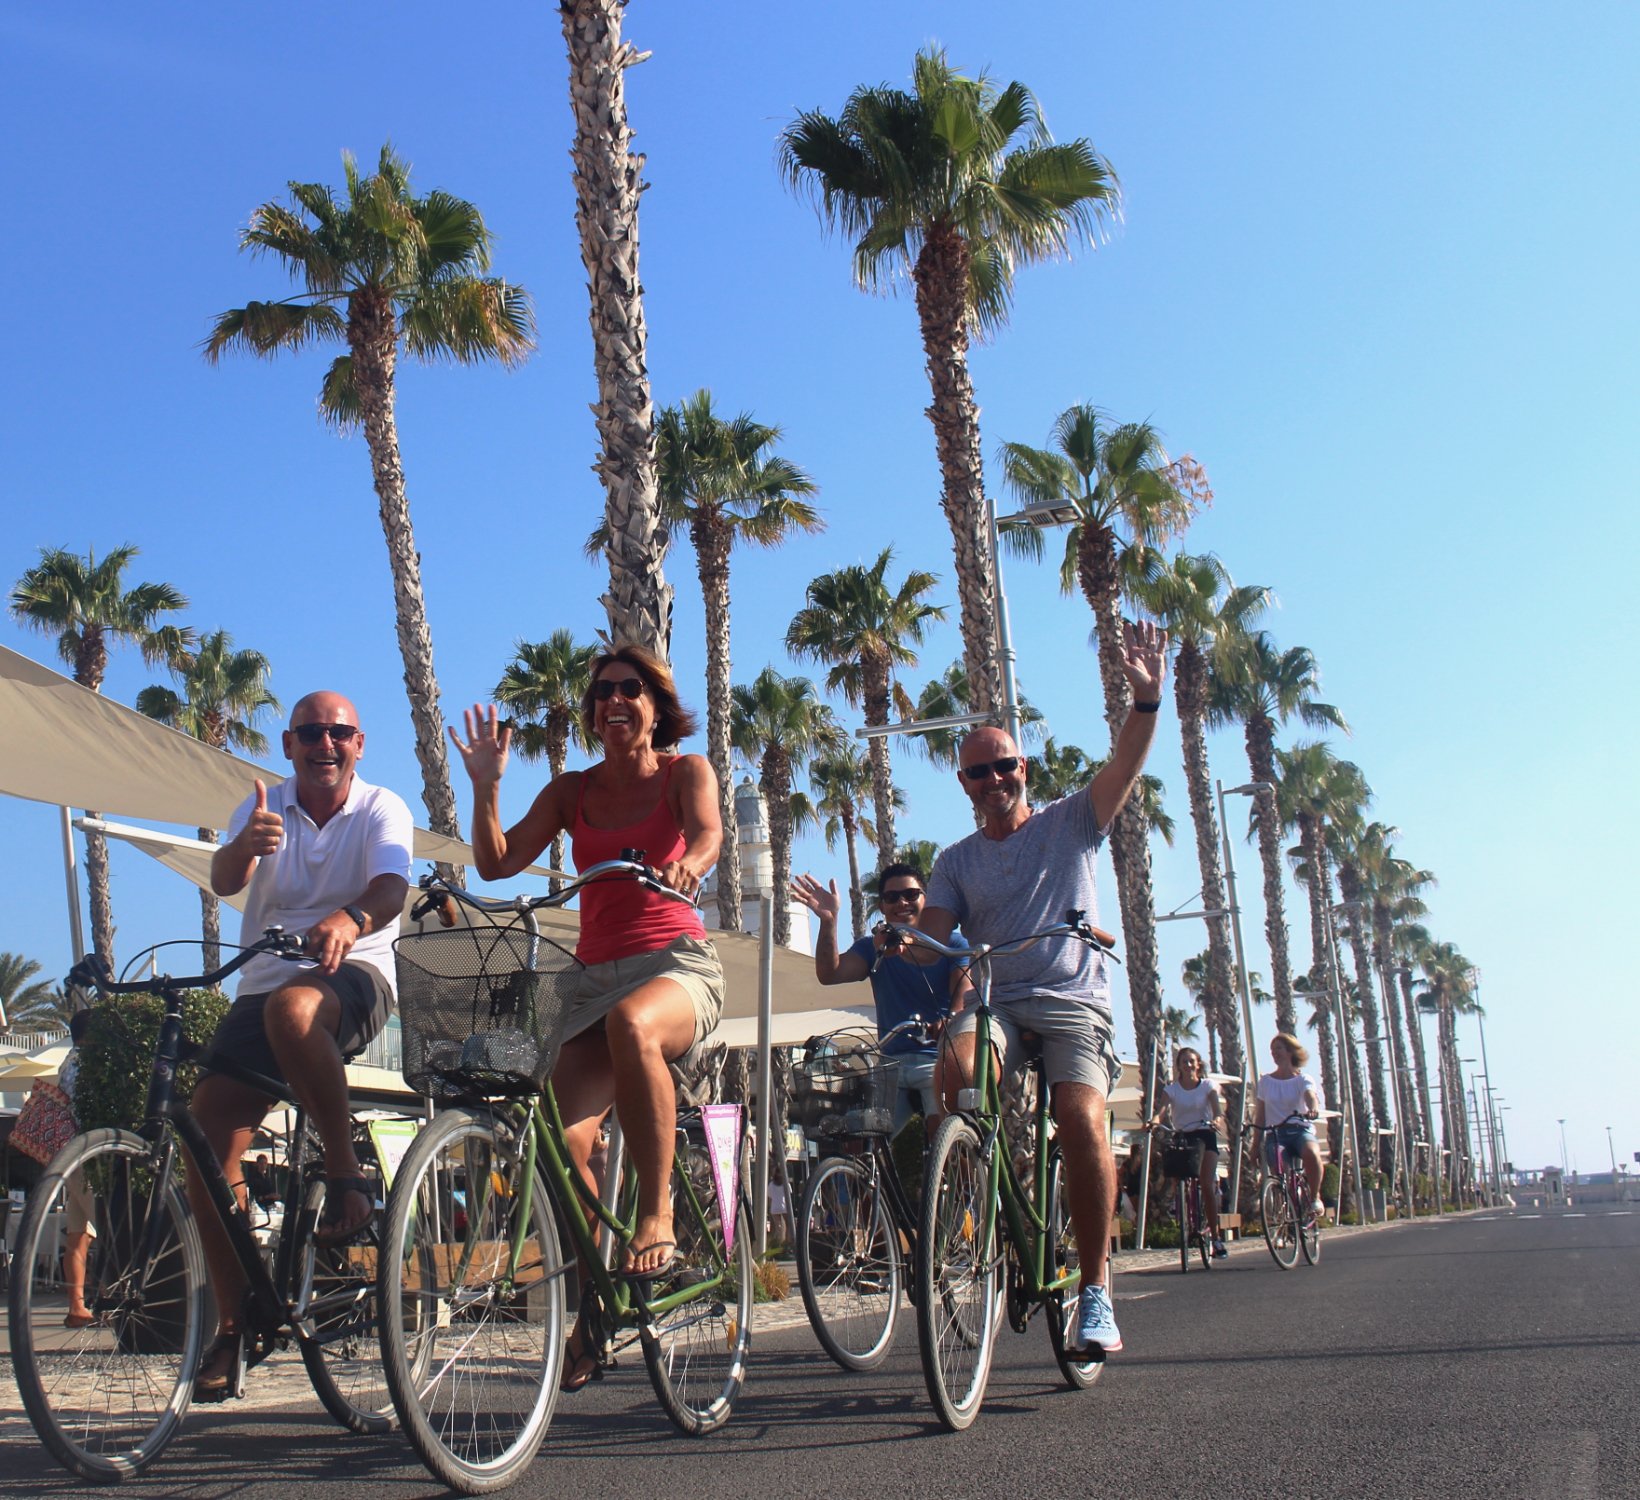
[700,776,813,955]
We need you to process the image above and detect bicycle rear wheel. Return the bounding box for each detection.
[1260,1177,1299,1269]
[1197,1183,1213,1272]
[640,1131,755,1435]
[1043,1148,1104,1391]
[796,1153,900,1371]
[379,1107,564,1494]
[1177,1180,1190,1275]
[9,1129,207,1482]
[297,1153,394,1434]
[916,1115,1000,1430]
[1299,1182,1322,1265]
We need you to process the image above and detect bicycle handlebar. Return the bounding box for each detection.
[1256,1112,1320,1131]
[409,854,699,924]
[876,910,1120,968]
[877,1015,941,1048]
[67,928,306,999]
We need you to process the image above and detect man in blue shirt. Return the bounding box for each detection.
[791,862,968,1135]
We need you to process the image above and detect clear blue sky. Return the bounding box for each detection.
[2,2,1635,1177]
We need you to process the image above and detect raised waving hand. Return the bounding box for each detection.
[448,703,512,786]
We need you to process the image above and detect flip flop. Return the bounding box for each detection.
[314,1175,375,1247]
[62,1310,95,1329]
[560,1341,602,1394]
[620,1240,679,1281]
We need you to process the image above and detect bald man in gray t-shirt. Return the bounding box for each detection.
[918,619,1169,1357]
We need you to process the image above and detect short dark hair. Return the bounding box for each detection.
[580,642,699,750]
[877,862,923,891]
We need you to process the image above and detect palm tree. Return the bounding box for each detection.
[1162,1006,1199,1047]
[876,840,943,893]
[807,744,892,941]
[729,671,836,947]
[0,953,65,1034]
[1413,940,1478,1201]
[1134,552,1268,1090]
[492,632,597,893]
[998,405,1208,1066]
[653,390,819,931]
[1370,858,1436,1170]
[1207,631,1348,1035]
[1178,951,1218,1072]
[10,545,190,965]
[912,660,1043,769]
[204,144,533,862]
[780,49,1119,715]
[137,631,279,970]
[1025,736,1094,805]
[560,0,672,653]
[787,548,943,868]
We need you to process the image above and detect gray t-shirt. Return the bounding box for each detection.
[926,792,1113,1015]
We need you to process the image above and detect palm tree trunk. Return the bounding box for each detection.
[547,734,570,897]
[1399,963,1438,1175]
[198,826,221,973]
[561,0,673,655]
[347,292,463,879]
[861,655,898,866]
[762,752,794,947]
[692,520,743,931]
[1244,717,1297,1035]
[1077,524,1163,1068]
[1372,913,1416,1186]
[1174,643,1243,1084]
[1338,876,1392,1169]
[841,806,865,941]
[83,821,115,968]
[1298,817,1344,1169]
[911,224,1000,717]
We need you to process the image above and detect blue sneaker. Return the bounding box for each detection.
[1074,1283,1122,1352]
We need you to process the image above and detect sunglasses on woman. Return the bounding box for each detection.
[960,756,1021,781]
[592,677,646,701]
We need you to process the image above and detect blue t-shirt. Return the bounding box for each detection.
[845,936,959,1056]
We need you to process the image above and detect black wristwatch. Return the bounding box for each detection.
[343,904,368,934]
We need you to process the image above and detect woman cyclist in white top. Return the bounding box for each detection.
[1254,1032,1323,1212]
[1147,1047,1227,1258]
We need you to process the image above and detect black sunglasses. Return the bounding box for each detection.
[880,888,924,903]
[292,723,359,745]
[960,756,1021,781]
[593,677,646,701]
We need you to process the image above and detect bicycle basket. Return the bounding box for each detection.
[791,1029,899,1138]
[1161,1138,1206,1179]
[393,920,584,1098]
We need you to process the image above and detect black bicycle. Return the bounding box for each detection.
[791,1020,937,1371]
[1148,1125,1213,1273]
[8,934,400,1482]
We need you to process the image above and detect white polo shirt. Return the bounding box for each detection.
[227,774,414,998]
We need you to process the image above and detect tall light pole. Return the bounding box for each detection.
[1608,1125,1620,1183]
[1558,1117,1569,1177]
[1323,898,1370,1221]
[1216,780,1269,1219]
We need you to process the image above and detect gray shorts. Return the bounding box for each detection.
[569,934,725,1050]
[891,1051,940,1132]
[202,961,394,1091]
[945,995,1119,1097]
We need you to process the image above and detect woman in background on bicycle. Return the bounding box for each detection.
[450,643,725,1387]
[1147,1046,1227,1258]
[1254,1032,1322,1212]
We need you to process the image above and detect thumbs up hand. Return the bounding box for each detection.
[241,779,284,858]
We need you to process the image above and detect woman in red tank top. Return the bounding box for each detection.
[450,643,725,1389]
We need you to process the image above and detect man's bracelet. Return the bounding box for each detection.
[1133,700,1161,714]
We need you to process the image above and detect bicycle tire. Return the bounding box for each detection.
[1043,1148,1104,1391]
[916,1115,1000,1430]
[9,1128,207,1482]
[1197,1182,1213,1272]
[1260,1177,1299,1269]
[1177,1179,1190,1275]
[641,1136,755,1435]
[378,1107,565,1494]
[1299,1181,1322,1266]
[296,1158,394,1435]
[795,1154,900,1371]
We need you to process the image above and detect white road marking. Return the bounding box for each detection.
[1564,1212,1586,1218]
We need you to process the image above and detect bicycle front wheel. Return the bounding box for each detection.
[1260,1177,1299,1269]
[640,1132,755,1435]
[9,1128,207,1482]
[379,1107,565,1494]
[1177,1180,1190,1275]
[1043,1148,1104,1391]
[1299,1184,1322,1266]
[1197,1184,1213,1272]
[916,1115,1000,1431]
[796,1154,900,1371]
[296,1154,393,1434]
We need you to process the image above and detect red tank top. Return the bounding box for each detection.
[571,758,707,964]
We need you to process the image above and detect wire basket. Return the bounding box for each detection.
[394,921,584,1098]
[791,1029,900,1139]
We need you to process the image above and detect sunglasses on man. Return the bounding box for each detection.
[960,756,1022,781]
[592,677,647,701]
[292,723,359,745]
[879,887,925,904]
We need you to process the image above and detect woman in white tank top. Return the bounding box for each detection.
[1147,1047,1228,1257]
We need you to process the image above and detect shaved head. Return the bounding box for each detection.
[290,692,360,729]
[957,725,1018,764]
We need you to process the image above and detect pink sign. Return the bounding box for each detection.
[699,1104,742,1255]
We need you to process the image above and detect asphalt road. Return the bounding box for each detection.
[4,1205,1636,1500]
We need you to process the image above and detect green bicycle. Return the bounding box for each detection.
[377,861,753,1494]
[890,914,1118,1431]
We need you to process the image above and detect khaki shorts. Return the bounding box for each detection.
[64,1167,97,1237]
[945,995,1119,1097]
[569,935,725,1049]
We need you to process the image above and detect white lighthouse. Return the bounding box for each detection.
[700,775,813,954]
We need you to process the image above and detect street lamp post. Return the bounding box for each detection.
[1323,899,1370,1222]
[1216,780,1269,1221]
[1557,1117,1569,1179]
[1607,1124,1619,1185]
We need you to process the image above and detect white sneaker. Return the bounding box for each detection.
[1074,1283,1122,1352]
